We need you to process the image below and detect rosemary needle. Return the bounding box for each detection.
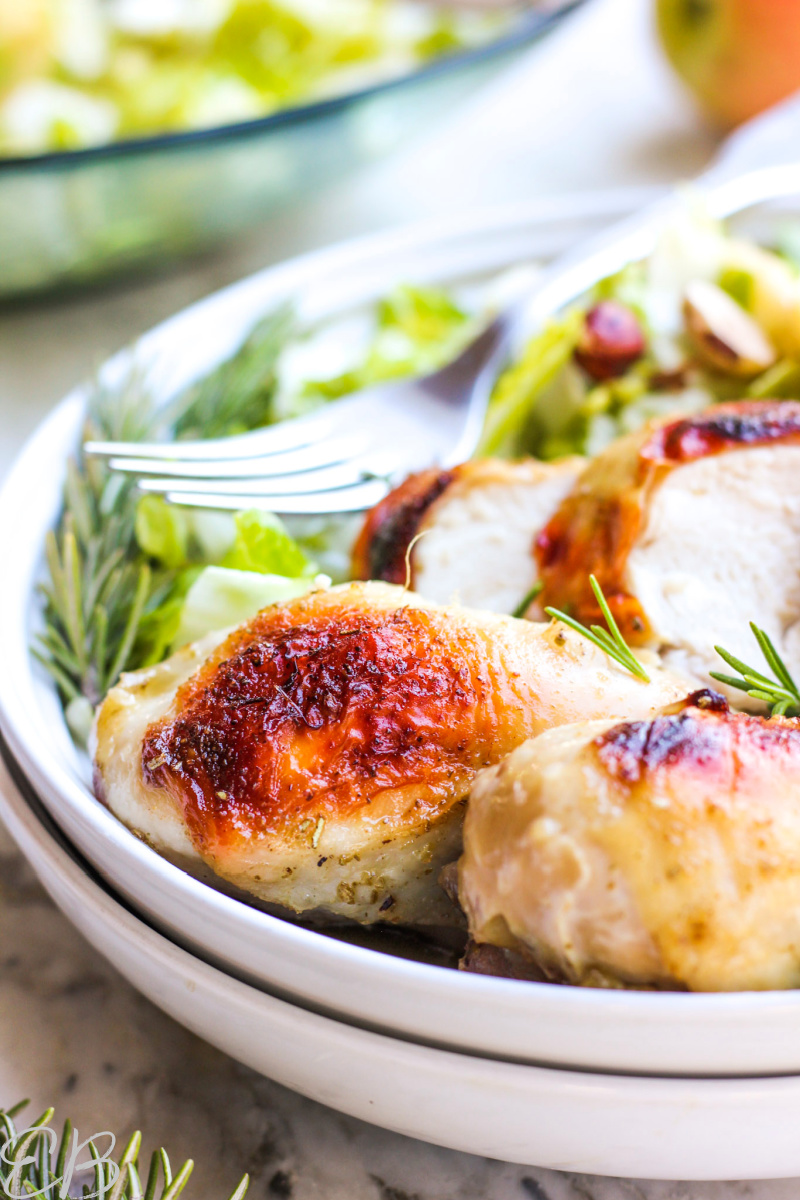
[37,305,296,724]
[711,622,800,717]
[545,575,651,682]
[0,1101,248,1200]
[511,580,543,620]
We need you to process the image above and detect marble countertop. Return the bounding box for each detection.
[0,0,792,1193]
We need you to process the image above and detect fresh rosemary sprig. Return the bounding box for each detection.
[35,305,295,735]
[511,580,543,620]
[544,575,651,682]
[165,307,294,441]
[711,623,800,716]
[0,1101,248,1200]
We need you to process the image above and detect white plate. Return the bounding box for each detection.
[7,195,800,1081]
[7,748,800,1182]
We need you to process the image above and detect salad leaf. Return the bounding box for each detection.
[223,508,313,577]
[173,566,315,649]
[133,509,315,660]
[131,566,202,668]
[135,494,190,569]
[478,309,584,457]
[302,285,470,402]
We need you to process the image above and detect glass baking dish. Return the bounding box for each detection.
[0,1,584,300]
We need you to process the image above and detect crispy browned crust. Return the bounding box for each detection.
[141,588,536,862]
[352,467,455,583]
[594,693,800,789]
[535,401,800,641]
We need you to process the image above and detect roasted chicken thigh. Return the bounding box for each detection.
[460,693,800,991]
[533,401,800,702]
[93,581,688,926]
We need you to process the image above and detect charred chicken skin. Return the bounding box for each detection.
[93,581,688,926]
[533,401,800,701]
[460,693,800,992]
[353,457,583,613]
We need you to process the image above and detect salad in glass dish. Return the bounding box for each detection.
[0,0,515,154]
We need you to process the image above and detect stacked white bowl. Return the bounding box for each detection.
[3,204,800,1183]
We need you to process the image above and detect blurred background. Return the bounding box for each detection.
[0,0,737,479]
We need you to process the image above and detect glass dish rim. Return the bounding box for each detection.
[0,1,584,175]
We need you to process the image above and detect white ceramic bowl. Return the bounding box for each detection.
[7,744,800,1182]
[6,195,800,1081]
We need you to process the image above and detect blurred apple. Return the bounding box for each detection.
[656,0,800,128]
[0,0,54,94]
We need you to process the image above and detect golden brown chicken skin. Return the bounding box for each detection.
[460,692,800,991]
[532,400,800,698]
[94,582,689,926]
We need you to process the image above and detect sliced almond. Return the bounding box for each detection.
[683,279,777,378]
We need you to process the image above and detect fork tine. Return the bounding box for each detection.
[84,404,343,462]
[136,459,378,497]
[160,478,389,514]
[107,433,370,480]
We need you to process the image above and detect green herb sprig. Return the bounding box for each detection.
[35,305,295,734]
[711,623,800,716]
[0,1101,247,1200]
[544,575,651,682]
[511,580,543,620]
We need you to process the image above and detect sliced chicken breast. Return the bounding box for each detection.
[460,692,800,992]
[93,581,689,928]
[534,401,800,702]
[353,457,583,613]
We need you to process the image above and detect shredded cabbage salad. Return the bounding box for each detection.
[0,0,511,155]
[482,206,800,460]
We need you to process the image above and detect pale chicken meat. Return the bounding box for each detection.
[459,693,800,992]
[353,457,583,613]
[93,581,689,927]
[533,401,800,703]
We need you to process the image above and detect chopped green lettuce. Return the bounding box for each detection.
[223,508,313,577]
[134,568,203,669]
[478,310,584,458]
[302,285,470,402]
[135,495,190,569]
[132,502,318,660]
[173,566,314,650]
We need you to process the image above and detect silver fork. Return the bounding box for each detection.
[84,315,509,514]
[85,92,800,515]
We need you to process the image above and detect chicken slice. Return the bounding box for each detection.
[353,457,583,613]
[93,581,689,928]
[460,692,800,991]
[534,401,800,702]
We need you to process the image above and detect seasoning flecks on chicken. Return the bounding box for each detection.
[93,581,689,927]
[533,401,800,702]
[353,457,583,613]
[459,692,800,992]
